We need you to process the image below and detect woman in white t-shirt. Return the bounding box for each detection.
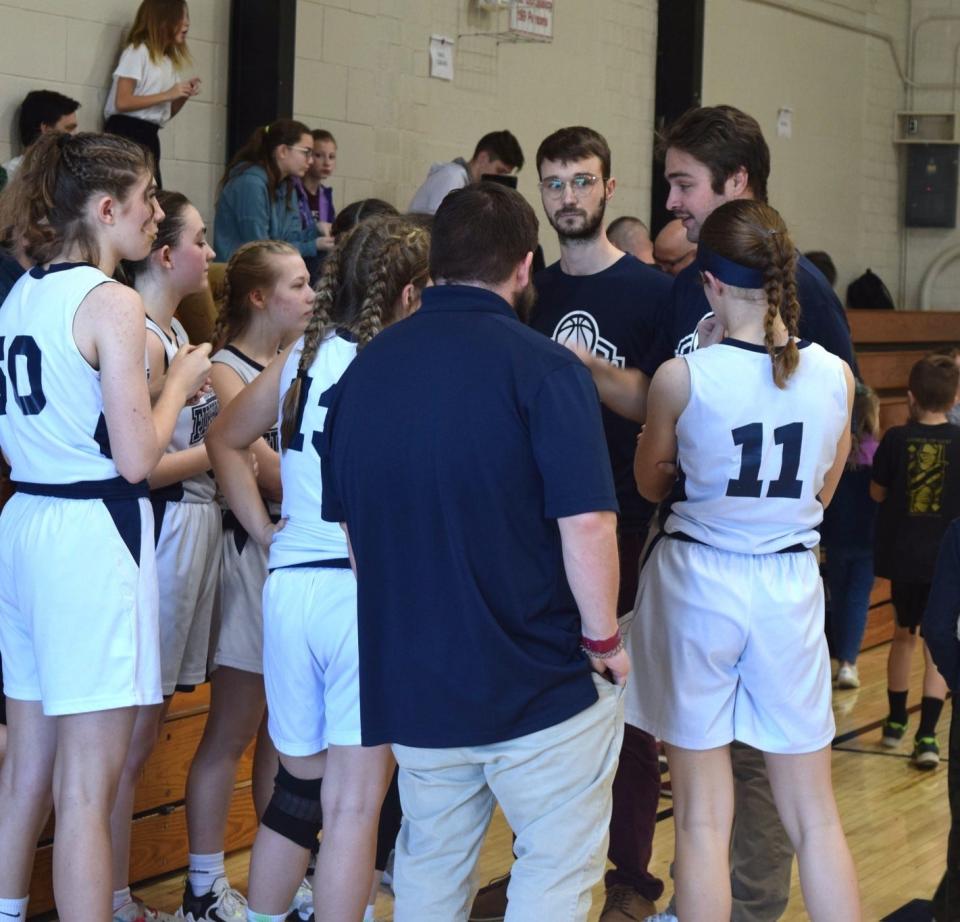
[104,0,201,187]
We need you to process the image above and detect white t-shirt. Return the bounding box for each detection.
[104,44,176,125]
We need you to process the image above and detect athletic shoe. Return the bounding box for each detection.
[881,717,907,748]
[599,884,657,921]
[114,899,178,922]
[286,877,314,922]
[468,873,509,922]
[177,877,247,922]
[835,663,860,689]
[912,735,941,770]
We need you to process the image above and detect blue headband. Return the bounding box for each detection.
[697,243,766,289]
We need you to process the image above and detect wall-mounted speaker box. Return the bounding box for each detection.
[227,0,297,160]
[905,144,958,229]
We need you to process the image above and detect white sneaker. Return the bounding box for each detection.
[836,663,860,689]
[177,876,248,922]
[287,878,314,921]
[114,899,178,922]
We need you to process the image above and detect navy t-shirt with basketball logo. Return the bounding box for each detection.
[531,253,670,531]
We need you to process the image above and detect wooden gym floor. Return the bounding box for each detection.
[129,640,949,921]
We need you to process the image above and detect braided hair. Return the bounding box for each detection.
[699,200,801,389]
[279,215,430,450]
[212,240,301,351]
[0,131,151,266]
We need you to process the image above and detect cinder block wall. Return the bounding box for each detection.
[293,0,660,267]
[0,0,230,232]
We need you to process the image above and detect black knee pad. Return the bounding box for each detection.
[261,764,323,850]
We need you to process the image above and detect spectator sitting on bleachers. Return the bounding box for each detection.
[3,89,80,181]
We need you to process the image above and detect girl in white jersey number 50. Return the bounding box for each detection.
[0,132,209,922]
[625,200,859,922]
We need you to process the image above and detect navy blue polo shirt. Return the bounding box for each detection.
[321,284,618,748]
[531,254,670,532]
[640,254,858,376]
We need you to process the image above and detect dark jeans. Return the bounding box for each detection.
[606,722,664,900]
[932,698,960,921]
[104,114,162,187]
[824,546,874,663]
[606,526,664,902]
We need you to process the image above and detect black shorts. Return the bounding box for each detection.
[891,580,932,634]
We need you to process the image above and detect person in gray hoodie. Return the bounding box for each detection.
[408,130,524,214]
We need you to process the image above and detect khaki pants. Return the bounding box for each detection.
[392,674,625,922]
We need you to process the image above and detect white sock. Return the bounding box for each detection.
[246,911,287,922]
[112,886,133,912]
[363,904,376,922]
[187,851,225,897]
[0,896,29,922]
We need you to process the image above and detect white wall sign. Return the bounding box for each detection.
[430,35,454,81]
[510,0,554,41]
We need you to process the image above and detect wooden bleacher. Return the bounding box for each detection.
[849,309,960,650]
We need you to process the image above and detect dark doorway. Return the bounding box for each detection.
[227,0,297,160]
[650,0,704,236]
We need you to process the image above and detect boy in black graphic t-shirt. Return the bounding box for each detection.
[872,354,960,769]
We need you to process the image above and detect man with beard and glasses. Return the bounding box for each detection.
[471,128,670,922]
[320,181,629,922]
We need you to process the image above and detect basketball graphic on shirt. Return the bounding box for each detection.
[552,310,625,368]
[554,311,599,353]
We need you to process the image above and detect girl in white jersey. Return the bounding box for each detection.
[106,189,219,922]
[625,201,859,921]
[0,132,210,922]
[179,241,314,922]
[206,216,429,922]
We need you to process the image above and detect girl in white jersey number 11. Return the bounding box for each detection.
[0,132,210,922]
[625,200,859,922]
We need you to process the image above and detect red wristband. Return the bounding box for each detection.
[580,628,622,655]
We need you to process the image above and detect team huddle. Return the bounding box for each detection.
[0,104,867,922]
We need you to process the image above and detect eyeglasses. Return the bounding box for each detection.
[538,173,602,199]
[290,146,315,160]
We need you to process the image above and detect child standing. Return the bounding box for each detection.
[821,382,881,689]
[0,131,210,922]
[206,216,430,922]
[104,0,201,187]
[872,354,960,768]
[110,189,220,922]
[625,200,859,921]
[179,241,315,922]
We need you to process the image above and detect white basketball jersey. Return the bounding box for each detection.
[666,340,848,554]
[211,344,281,516]
[146,317,219,502]
[269,332,356,569]
[0,264,126,485]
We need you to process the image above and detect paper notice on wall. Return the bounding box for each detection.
[429,35,454,81]
[777,107,793,139]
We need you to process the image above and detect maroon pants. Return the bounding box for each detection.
[605,529,664,901]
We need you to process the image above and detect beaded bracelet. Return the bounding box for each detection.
[580,636,625,660]
[580,628,624,659]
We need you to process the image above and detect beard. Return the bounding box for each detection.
[512,280,537,324]
[547,195,606,243]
